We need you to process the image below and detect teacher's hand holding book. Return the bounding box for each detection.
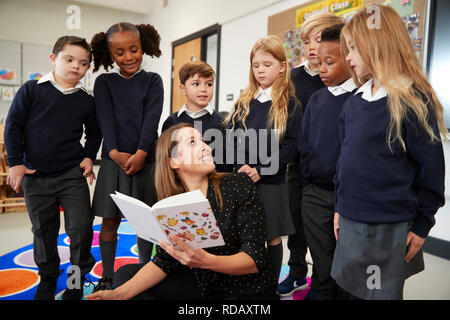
[160,234,214,269]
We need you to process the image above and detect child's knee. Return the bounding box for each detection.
[268,237,282,246]
[99,218,121,239]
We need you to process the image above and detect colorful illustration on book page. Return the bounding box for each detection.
[156,205,224,248]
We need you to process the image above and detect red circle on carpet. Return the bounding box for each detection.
[90,257,139,279]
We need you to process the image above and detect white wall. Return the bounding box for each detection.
[0,0,147,46]
[433,141,450,241]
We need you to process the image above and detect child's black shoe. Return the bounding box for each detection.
[34,276,57,300]
[92,277,113,292]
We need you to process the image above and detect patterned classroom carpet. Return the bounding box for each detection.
[0,219,310,300]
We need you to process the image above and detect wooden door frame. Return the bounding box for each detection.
[170,24,221,113]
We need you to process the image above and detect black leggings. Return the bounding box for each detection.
[113,264,202,300]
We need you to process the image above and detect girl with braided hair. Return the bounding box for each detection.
[90,22,164,292]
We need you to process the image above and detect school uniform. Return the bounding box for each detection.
[92,67,163,268]
[291,62,325,110]
[227,87,302,240]
[285,62,325,282]
[92,68,162,218]
[331,79,445,299]
[4,72,102,279]
[161,104,232,172]
[299,78,357,299]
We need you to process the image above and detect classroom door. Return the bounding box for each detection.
[171,37,202,113]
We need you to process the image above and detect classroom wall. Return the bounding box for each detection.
[0,0,146,46]
[140,0,284,127]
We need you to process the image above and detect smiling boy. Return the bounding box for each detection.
[162,61,230,172]
[5,36,102,300]
[298,23,357,300]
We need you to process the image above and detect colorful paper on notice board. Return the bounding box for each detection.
[28,72,44,81]
[296,0,364,27]
[0,68,16,83]
[392,0,415,17]
[2,86,14,101]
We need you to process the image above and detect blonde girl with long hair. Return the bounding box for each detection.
[331,5,446,300]
[87,123,278,300]
[225,35,302,283]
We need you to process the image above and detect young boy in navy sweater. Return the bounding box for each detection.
[299,24,356,300]
[279,12,344,297]
[162,61,230,172]
[5,36,102,300]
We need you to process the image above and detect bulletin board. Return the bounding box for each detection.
[268,0,428,69]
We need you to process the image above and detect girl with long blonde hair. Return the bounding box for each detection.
[331,5,445,300]
[225,35,302,283]
[87,123,278,300]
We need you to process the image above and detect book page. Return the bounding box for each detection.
[152,189,206,209]
[110,192,169,245]
[152,197,225,249]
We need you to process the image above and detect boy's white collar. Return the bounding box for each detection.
[300,61,319,76]
[177,104,214,118]
[37,71,87,94]
[355,78,388,102]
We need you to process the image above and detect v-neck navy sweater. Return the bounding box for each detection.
[93,71,163,163]
[335,92,445,238]
[5,80,102,176]
[299,87,355,189]
[227,97,302,184]
[291,65,325,111]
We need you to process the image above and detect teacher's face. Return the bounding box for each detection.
[169,127,216,175]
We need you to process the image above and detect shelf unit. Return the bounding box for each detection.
[0,124,27,213]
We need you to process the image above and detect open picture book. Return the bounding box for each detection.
[110,190,225,249]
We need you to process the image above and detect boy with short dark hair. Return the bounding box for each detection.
[162,60,230,172]
[5,35,102,300]
[299,23,356,300]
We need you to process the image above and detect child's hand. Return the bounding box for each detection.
[109,149,132,171]
[124,150,147,176]
[237,164,261,183]
[334,212,340,240]
[80,157,95,185]
[405,231,425,263]
[7,165,36,193]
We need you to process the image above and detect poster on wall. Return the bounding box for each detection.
[28,72,44,81]
[269,0,428,69]
[1,86,15,101]
[295,0,364,28]
[0,68,16,84]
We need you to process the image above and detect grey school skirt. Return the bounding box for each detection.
[92,159,157,219]
[330,215,425,300]
[256,182,296,240]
